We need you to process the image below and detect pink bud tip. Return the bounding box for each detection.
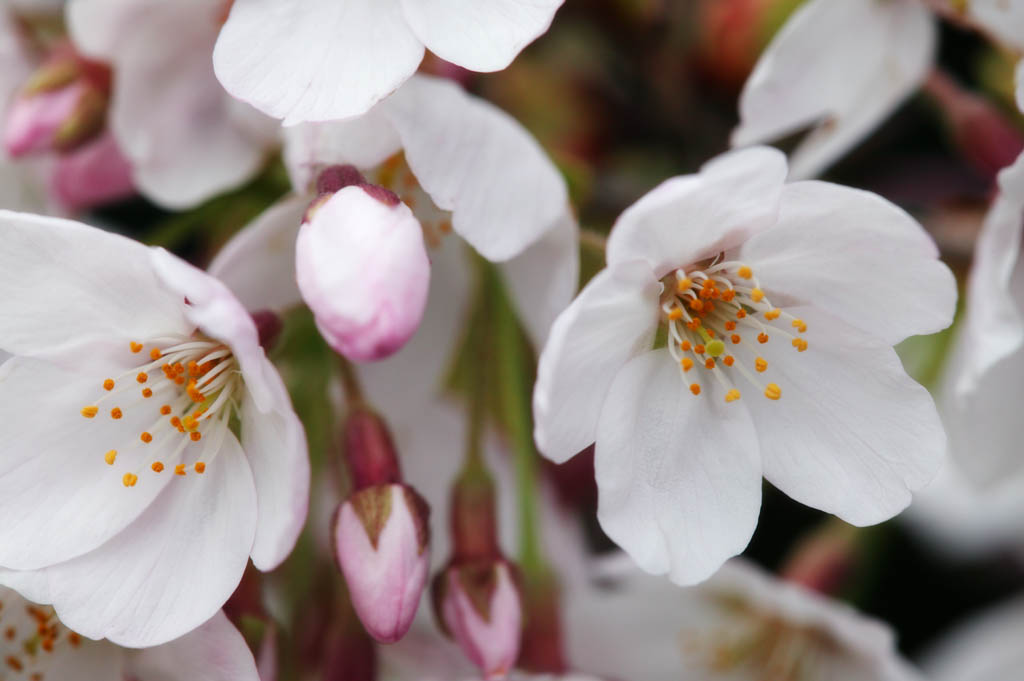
[439,561,522,680]
[334,484,430,643]
[296,185,430,362]
[3,83,85,157]
[51,131,134,211]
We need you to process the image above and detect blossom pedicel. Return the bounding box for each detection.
[534,146,956,586]
[0,212,309,647]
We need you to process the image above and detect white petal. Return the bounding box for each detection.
[398,0,563,72]
[743,306,944,526]
[213,0,425,124]
[953,150,1024,396]
[498,211,579,349]
[605,146,787,276]
[732,0,935,179]
[127,611,259,681]
[533,262,660,464]
[208,195,307,313]
[967,1,1024,54]
[381,75,569,261]
[241,382,310,571]
[924,595,1024,681]
[282,114,403,193]
[43,432,257,647]
[0,356,175,568]
[0,211,188,357]
[739,180,956,345]
[103,0,274,208]
[594,350,762,585]
[148,248,274,410]
[0,567,50,603]
[66,0,138,57]
[357,236,472,416]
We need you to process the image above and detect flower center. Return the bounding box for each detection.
[660,260,807,403]
[79,335,242,487]
[0,595,82,681]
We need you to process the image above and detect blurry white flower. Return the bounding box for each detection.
[67,0,278,208]
[0,212,309,647]
[533,146,955,585]
[0,582,259,681]
[732,0,936,179]
[214,75,577,403]
[922,593,1024,681]
[212,0,565,124]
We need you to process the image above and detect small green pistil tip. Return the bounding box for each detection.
[707,339,726,357]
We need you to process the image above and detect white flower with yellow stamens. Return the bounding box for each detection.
[533,146,956,586]
[0,211,309,647]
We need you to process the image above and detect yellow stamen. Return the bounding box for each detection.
[725,389,741,403]
[102,379,115,391]
[151,462,164,473]
[765,383,782,400]
[681,357,694,372]
[792,318,807,333]
[689,383,701,395]
[737,266,753,279]
[755,357,768,372]
[104,450,117,465]
[122,473,138,487]
[129,342,143,353]
[80,406,98,418]
[765,308,781,320]
[140,432,153,443]
[194,462,206,474]
[751,288,764,302]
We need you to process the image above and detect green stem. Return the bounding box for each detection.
[489,266,545,577]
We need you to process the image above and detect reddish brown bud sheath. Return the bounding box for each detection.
[343,407,403,491]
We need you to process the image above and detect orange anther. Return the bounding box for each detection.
[194,462,206,474]
[140,432,153,443]
[122,473,138,487]
[102,379,115,391]
[110,407,122,420]
[751,288,764,302]
[722,289,736,302]
[704,301,715,313]
[792,338,808,352]
[160,405,172,415]
[69,633,81,647]
[755,357,768,372]
[792,318,807,333]
[677,277,692,292]
[136,372,148,384]
[689,298,704,312]
[686,319,701,331]
[190,432,202,442]
[41,638,53,652]
[704,358,715,369]
[737,266,753,279]
[765,308,781,320]
[152,462,165,473]
[758,333,769,344]
[130,342,143,353]
[694,344,706,355]
[188,361,200,377]
[668,307,683,321]
[175,376,185,385]
[725,389,741,403]
[725,321,737,331]
[7,656,23,671]
[680,340,692,352]
[730,334,741,344]
[681,357,694,372]
[765,383,782,400]
[104,450,117,465]
[170,416,181,428]
[175,464,186,476]
[736,309,747,319]
[706,328,715,338]
[142,388,153,398]
[723,355,735,366]
[174,363,184,374]
[689,383,701,395]
[150,348,162,360]
[81,406,99,418]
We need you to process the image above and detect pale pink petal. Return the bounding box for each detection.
[42,432,257,647]
[213,0,425,124]
[533,262,660,464]
[127,611,260,681]
[399,0,563,72]
[606,147,787,276]
[282,113,401,192]
[381,75,569,261]
[594,350,763,585]
[732,0,935,179]
[739,181,956,345]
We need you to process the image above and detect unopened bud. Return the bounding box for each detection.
[4,50,109,157]
[333,483,430,643]
[296,182,429,362]
[50,130,134,211]
[433,560,523,680]
[343,407,402,491]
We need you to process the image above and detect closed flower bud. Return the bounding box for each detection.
[333,483,430,643]
[296,183,430,362]
[433,560,522,680]
[50,131,134,211]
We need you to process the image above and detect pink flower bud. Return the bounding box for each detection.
[4,83,86,157]
[435,561,523,680]
[296,185,430,362]
[50,130,134,211]
[333,483,430,643]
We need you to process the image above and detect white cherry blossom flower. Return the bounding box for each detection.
[212,0,565,124]
[563,556,923,681]
[213,74,577,408]
[533,146,956,585]
[0,211,309,647]
[923,593,1024,681]
[733,0,936,179]
[0,582,259,681]
[66,0,279,209]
